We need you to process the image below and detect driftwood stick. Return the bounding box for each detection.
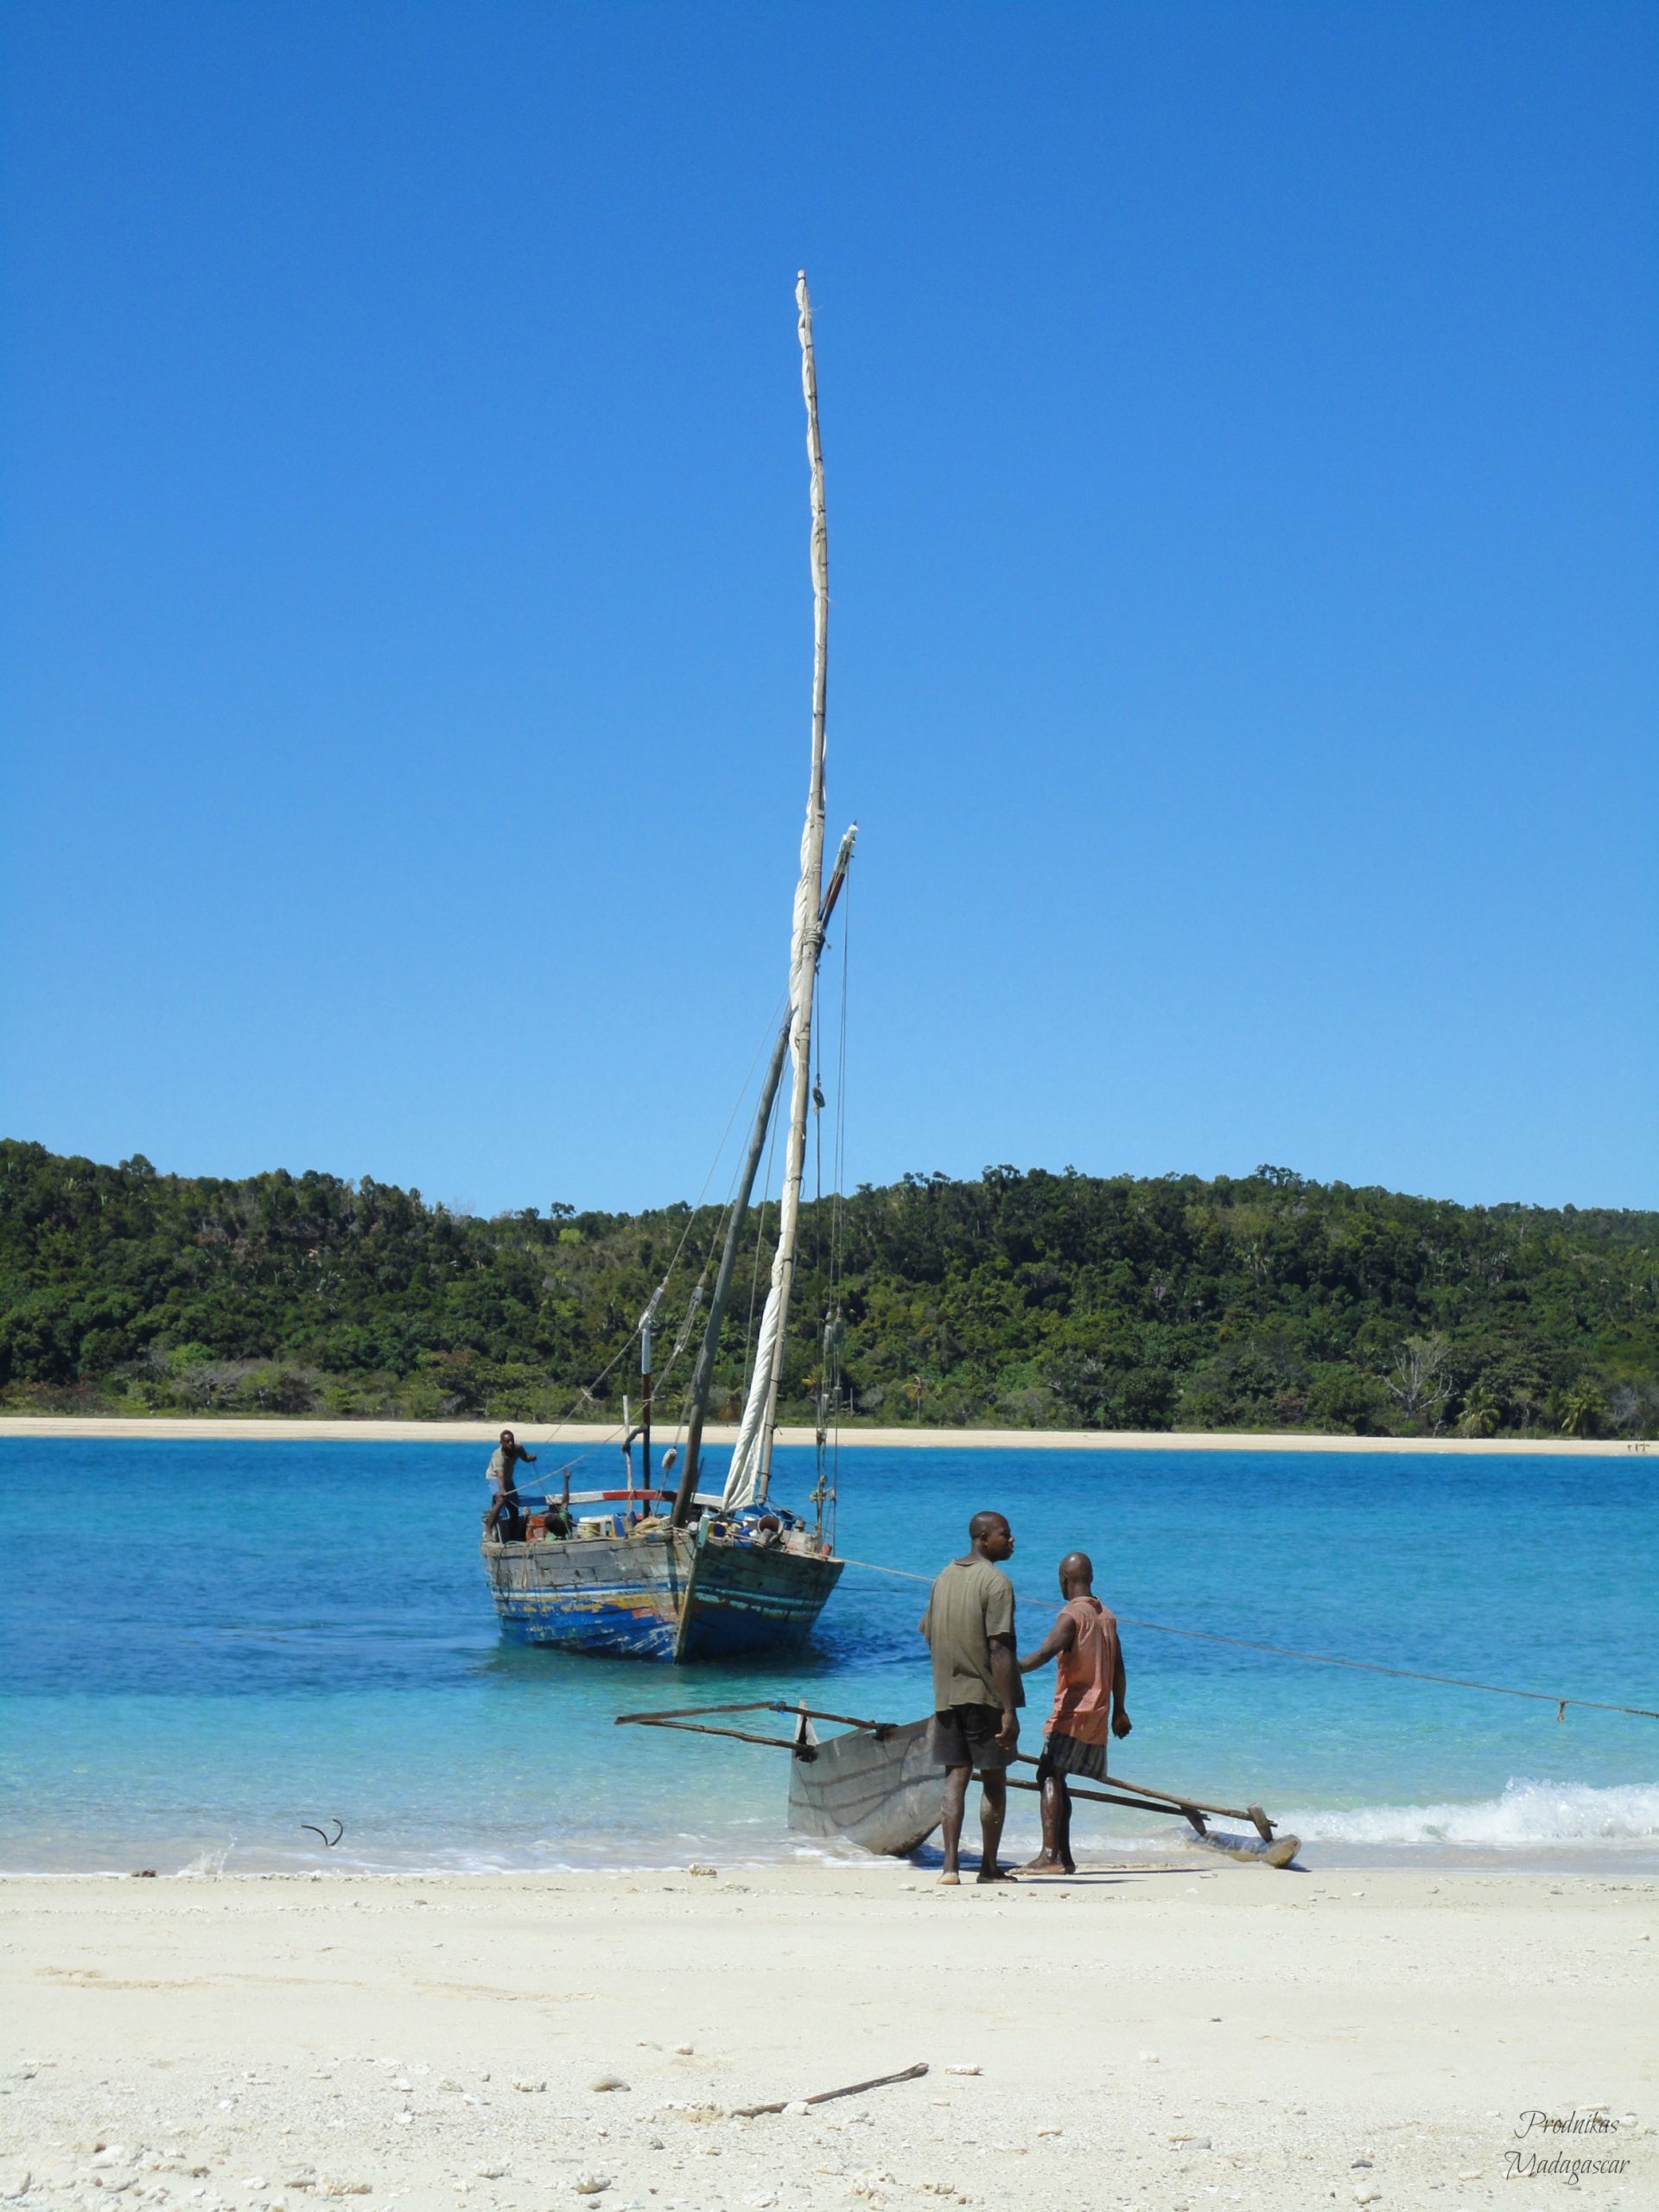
[734,2062,928,2119]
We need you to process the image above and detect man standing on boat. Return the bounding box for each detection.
[1017,1550,1130,1874]
[484,1428,537,1543]
[918,1511,1022,1885]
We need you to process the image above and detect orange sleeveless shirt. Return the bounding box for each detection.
[1046,1594,1119,1746]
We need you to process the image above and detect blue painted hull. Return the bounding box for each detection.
[482,1526,842,1661]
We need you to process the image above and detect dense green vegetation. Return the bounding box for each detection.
[2,1138,1655,1438]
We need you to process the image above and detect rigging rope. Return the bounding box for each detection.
[833,1555,1658,1722]
[822,881,851,1548]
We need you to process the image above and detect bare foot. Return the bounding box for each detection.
[976,1865,1018,1884]
[938,1870,961,1885]
[1020,1852,1065,1874]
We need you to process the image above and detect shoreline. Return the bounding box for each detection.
[5,1840,1659,1881]
[0,1413,1644,1452]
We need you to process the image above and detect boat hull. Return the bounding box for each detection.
[787,1717,947,1855]
[482,1529,843,1661]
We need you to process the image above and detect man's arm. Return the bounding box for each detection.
[1018,1615,1077,1675]
[1111,1640,1132,1738]
[988,1634,1020,1749]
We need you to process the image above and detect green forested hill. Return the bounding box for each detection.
[2,1138,1655,1437]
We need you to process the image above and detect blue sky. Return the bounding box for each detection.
[3,3,1654,1217]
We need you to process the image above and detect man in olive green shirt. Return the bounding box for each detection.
[918,1510,1022,1884]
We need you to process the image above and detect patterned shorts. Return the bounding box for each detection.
[1036,1732,1109,1784]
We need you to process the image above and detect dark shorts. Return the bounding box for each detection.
[931,1703,1014,1771]
[1035,1731,1109,1784]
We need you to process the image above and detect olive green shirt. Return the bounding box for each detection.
[918,1557,1024,1712]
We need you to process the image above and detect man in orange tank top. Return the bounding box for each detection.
[1018,1550,1130,1872]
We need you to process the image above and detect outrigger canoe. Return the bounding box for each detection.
[614,1701,1301,1866]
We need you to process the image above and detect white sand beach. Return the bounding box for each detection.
[0,1416,1643,1454]
[4,1865,1654,2212]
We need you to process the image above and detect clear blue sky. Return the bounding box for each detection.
[3,3,1655,1217]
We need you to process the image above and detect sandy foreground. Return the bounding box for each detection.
[0,1418,1642,1455]
[4,1866,1654,2212]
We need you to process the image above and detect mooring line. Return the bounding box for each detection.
[834,1555,1657,1722]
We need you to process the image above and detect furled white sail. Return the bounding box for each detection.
[723,272,830,1514]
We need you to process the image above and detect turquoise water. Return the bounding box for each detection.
[2,1440,1655,1872]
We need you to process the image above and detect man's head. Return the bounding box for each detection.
[1057,1549,1094,1597]
[499,1428,515,1448]
[968,1510,1014,1562]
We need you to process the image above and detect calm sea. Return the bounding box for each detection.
[2,1440,1654,1873]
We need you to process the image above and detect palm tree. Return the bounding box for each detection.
[1457,1383,1500,1439]
[1559,1383,1605,1438]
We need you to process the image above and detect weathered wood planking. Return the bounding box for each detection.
[483,1527,843,1660]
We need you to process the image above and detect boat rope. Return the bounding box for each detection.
[825,878,850,1546]
[834,1555,1659,1722]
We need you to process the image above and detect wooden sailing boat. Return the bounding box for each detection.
[480,275,849,1662]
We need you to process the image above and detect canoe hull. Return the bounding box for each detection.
[784,1716,1301,1870]
[788,1717,947,1855]
[483,1529,843,1661]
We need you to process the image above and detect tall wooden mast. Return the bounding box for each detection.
[722,271,832,1510]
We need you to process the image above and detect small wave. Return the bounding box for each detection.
[1282,1778,1659,1849]
[177,1838,238,1878]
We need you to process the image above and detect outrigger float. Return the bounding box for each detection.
[615,1701,1302,1866]
[481,274,853,1663]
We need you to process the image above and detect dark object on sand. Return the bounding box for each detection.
[734,2062,930,2119]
